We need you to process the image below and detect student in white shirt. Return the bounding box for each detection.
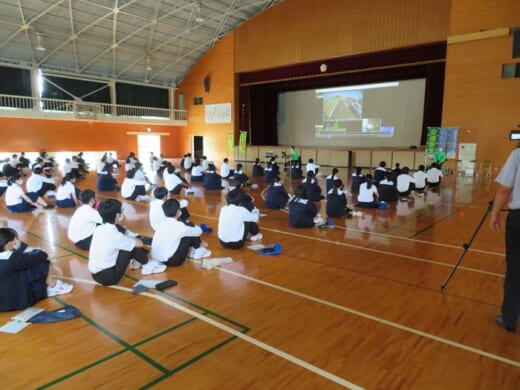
[218,189,262,249]
[26,167,56,198]
[413,164,427,193]
[220,158,235,179]
[396,167,415,200]
[149,187,169,231]
[67,189,102,250]
[151,199,211,266]
[306,158,320,175]
[88,199,165,285]
[5,175,52,212]
[426,163,443,191]
[163,164,185,194]
[56,174,80,208]
[121,168,148,201]
[190,159,205,182]
[356,174,379,208]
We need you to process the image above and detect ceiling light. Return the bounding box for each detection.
[146,56,152,71]
[35,33,46,51]
[195,2,204,23]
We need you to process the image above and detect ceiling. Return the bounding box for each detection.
[0,0,280,88]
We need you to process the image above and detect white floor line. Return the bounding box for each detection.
[204,266,520,369]
[65,277,363,390]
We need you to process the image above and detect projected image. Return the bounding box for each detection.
[362,118,381,133]
[323,90,362,121]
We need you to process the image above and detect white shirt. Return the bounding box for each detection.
[68,204,102,243]
[56,181,75,201]
[191,165,204,177]
[149,199,166,231]
[413,171,427,188]
[426,167,443,183]
[220,162,234,177]
[121,177,146,198]
[397,174,414,193]
[201,159,209,171]
[163,170,182,191]
[88,224,135,274]
[183,156,193,170]
[26,174,55,193]
[5,183,25,206]
[151,218,202,262]
[306,162,320,173]
[357,183,378,203]
[218,204,259,243]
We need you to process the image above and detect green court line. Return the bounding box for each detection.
[37,315,200,389]
[139,335,239,389]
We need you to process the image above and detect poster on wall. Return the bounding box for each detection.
[205,103,232,124]
[239,131,247,152]
[426,127,459,159]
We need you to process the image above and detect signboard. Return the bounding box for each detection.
[205,103,232,124]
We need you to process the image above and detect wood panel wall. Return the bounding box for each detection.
[234,0,451,73]
[442,0,520,168]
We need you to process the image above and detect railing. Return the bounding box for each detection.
[0,94,187,122]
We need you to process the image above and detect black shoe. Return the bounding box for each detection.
[494,316,516,332]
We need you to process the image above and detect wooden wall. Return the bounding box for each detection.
[442,0,520,168]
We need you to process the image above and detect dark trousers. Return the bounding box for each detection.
[75,235,93,250]
[502,210,520,330]
[220,222,259,249]
[165,236,201,266]
[126,185,146,200]
[91,247,148,286]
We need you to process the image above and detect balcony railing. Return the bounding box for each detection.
[0,94,187,123]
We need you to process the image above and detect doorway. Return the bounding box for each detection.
[137,134,161,176]
[193,135,204,159]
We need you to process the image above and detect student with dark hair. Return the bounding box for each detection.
[56,173,80,208]
[252,158,264,177]
[390,162,402,184]
[151,199,211,266]
[426,162,443,192]
[26,167,56,198]
[325,168,340,194]
[356,174,379,208]
[218,189,262,249]
[351,167,365,193]
[270,157,280,177]
[264,176,290,209]
[67,189,102,250]
[88,199,165,285]
[306,158,320,175]
[233,163,249,184]
[5,175,52,212]
[303,171,324,202]
[96,163,119,191]
[264,161,276,183]
[396,166,414,201]
[326,179,351,218]
[220,158,235,179]
[291,158,304,180]
[413,165,427,195]
[288,185,318,228]
[121,168,148,201]
[0,227,73,312]
[149,186,169,231]
[204,163,224,190]
[378,172,398,202]
[232,179,255,211]
[190,159,205,182]
[373,161,387,186]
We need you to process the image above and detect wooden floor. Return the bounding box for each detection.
[1,168,519,389]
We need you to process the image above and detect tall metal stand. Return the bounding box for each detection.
[440,200,494,291]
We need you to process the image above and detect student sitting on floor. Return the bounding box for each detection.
[325,168,340,193]
[88,199,165,286]
[218,189,262,249]
[426,162,443,192]
[121,168,149,201]
[220,158,235,179]
[326,179,352,218]
[231,179,255,211]
[356,174,379,208]
[190,159,205,182]
[288,185,319,228]
[204,163,225,190]
[252,158,264,177]
[291,159,305,180]
[396,166,415,201]
[5,174,53,212]
[96,163,119,191]
[373,161,387,186]
[306,158,320,175]
[351,167,365,193]
[413,164,427,195]
[151,199,211,266]
[67,189,101,250]
[303,171,324,201]
[264,176,290,209]
[56,173,81,208]
[233,163,249,184]
[26,167,56,199]
[378,172,398,202]
[0,227,73,312]
[263,161,276,183]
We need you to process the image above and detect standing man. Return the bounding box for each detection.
[434,146,447,168]
[489,146,520,332]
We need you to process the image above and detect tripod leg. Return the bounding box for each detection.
[440,200,494,291]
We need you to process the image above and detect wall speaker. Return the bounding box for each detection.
[203,75,210,93]
[513,28,520,58]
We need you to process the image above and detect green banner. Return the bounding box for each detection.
[227,132,234,153]
[239,131,247,153]
[426,127,440,157]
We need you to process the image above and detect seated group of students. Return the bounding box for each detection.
[350,161,444,208]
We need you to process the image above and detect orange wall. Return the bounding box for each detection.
[0,117,184,158]
[442,0,520,167]
[175,33,235,163]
